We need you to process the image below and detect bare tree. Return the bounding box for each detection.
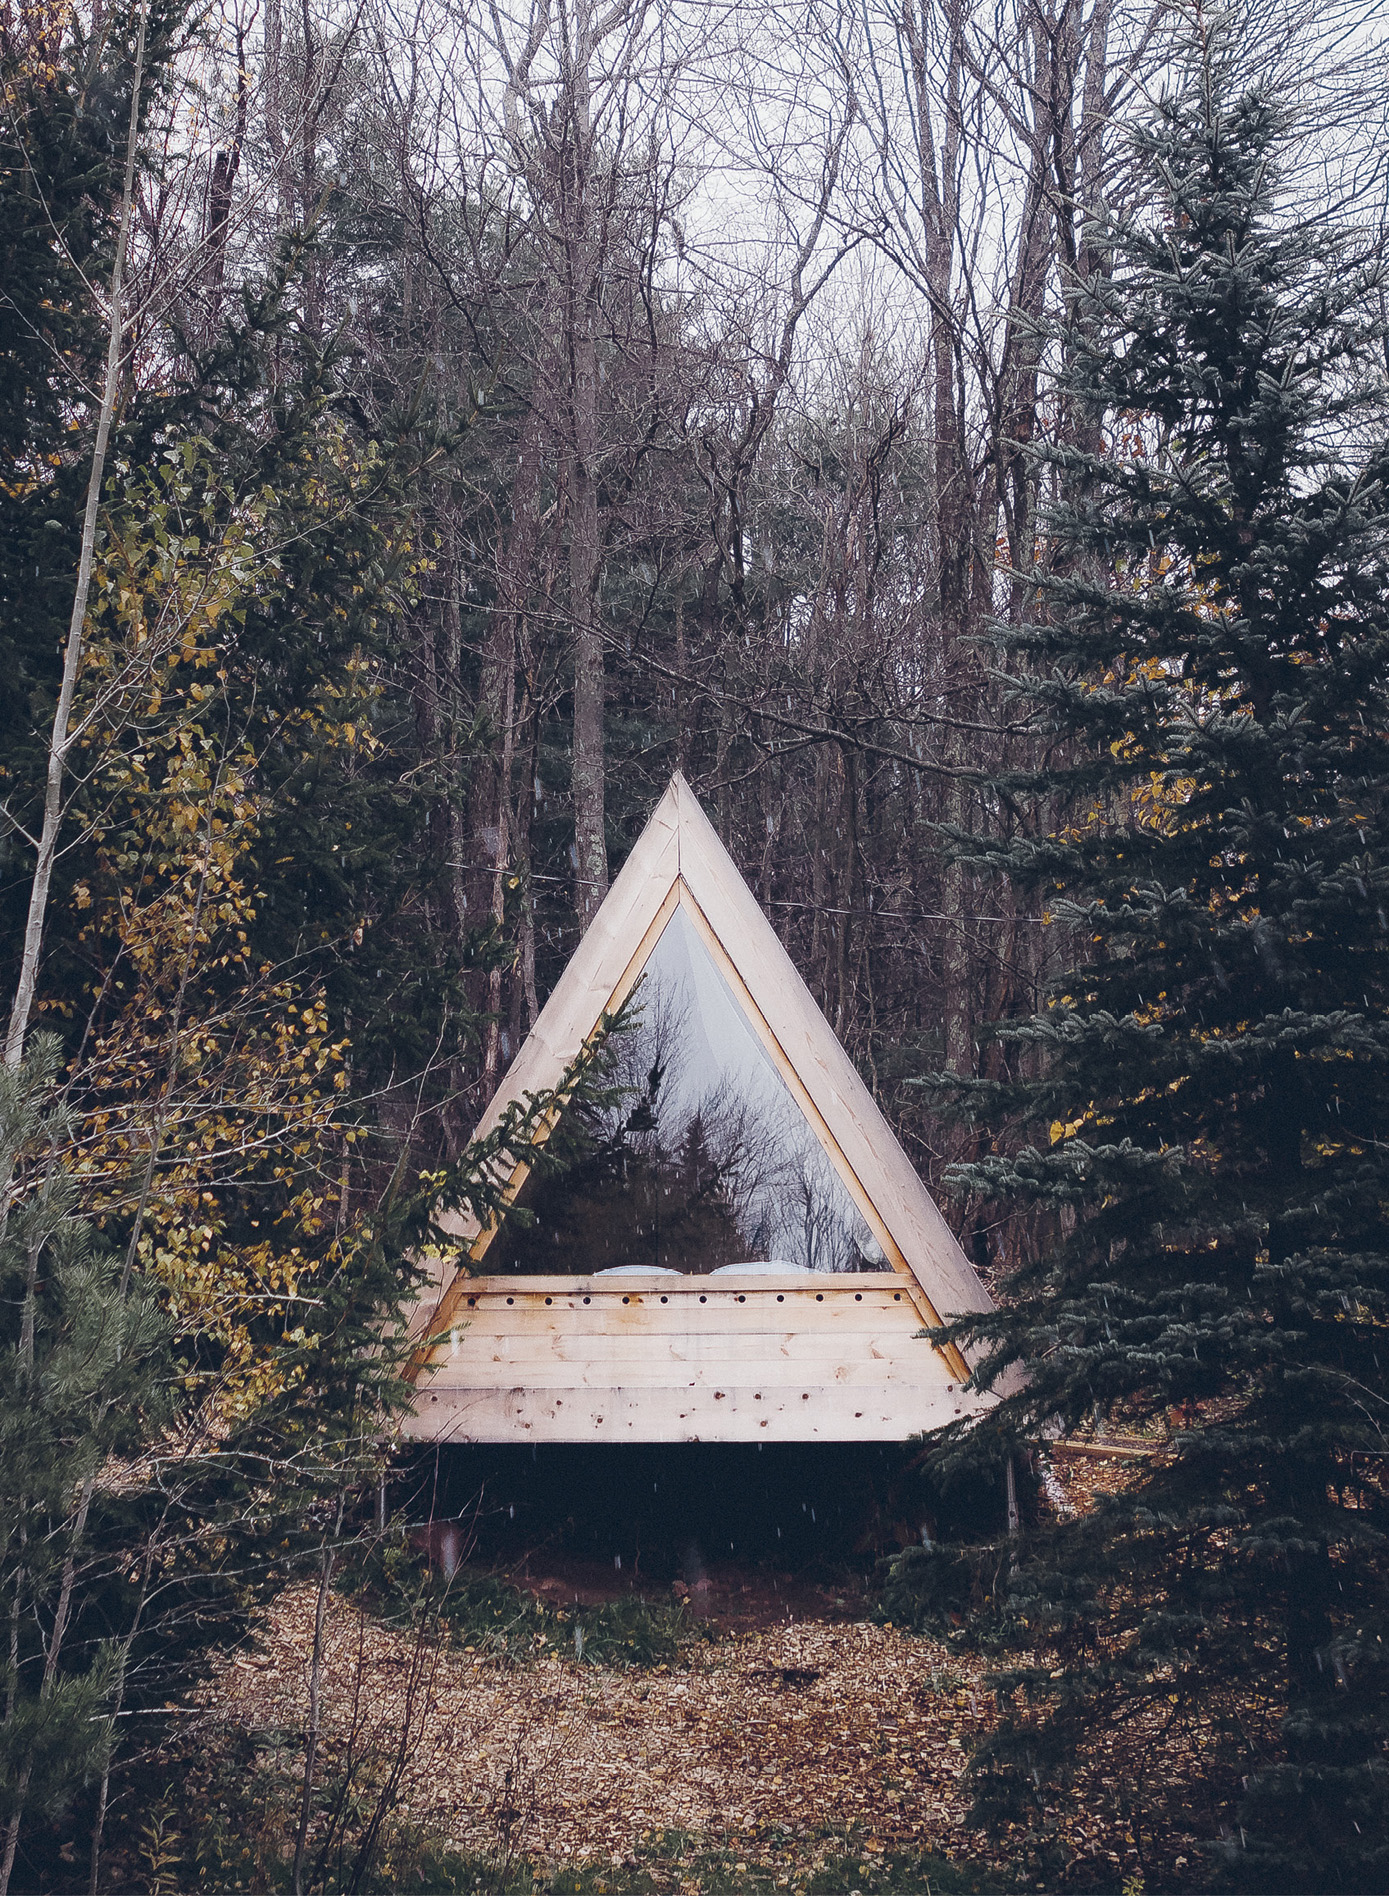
[437,0,691,931]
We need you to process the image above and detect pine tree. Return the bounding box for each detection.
[0,1038,172,1893]
[929,38,1389,1890]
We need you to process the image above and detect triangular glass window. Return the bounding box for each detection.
[483,904,878,1275]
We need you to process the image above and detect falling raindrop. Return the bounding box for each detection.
[509,1504,515,1520]
[614,1553,622,1571]
[811,1509,816,1524]
[575,1625,585,1662]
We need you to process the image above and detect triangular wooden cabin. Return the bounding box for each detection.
[403,775,996,1444]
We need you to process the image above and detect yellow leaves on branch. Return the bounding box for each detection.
[3,1,78,90]
[48,438,388,1421]
[75,965,351,1417]
[1130,770,1200,837]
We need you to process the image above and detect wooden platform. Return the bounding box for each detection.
[403,1272,984,1444]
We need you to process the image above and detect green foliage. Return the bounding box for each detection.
[103,1736,997,1899]
[0,0,181,876]
[875,1544,1012,1640]
[0,0,179,463]
[798,1843,997,1895]
[0,20,520,1855]
[342,1536,704,1671]
[2,0,496,1173]
[566,1593,695,1669]
[0,1038,173,1862]
[926,34,1389,1890]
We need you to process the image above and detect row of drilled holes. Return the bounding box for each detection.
[463,1291,906,1308]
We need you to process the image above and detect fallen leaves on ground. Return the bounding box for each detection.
[188,1450,1192,1892]
[212,1589,994,1880]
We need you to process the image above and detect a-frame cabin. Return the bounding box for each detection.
[402,775,997,1444]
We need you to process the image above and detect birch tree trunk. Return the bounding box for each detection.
[4,0,150,1073]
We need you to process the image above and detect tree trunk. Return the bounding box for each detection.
[565,7,608,932]
[5,0,149,1075]
[567,355,607,932]
[293,1514,341,1894]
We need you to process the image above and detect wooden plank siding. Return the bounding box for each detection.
[402,1274,987,1445]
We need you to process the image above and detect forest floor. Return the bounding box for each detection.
[116,1442,1202,1896]
[213,1584,1005,1890]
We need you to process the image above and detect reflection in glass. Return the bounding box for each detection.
[484,906,878,1276]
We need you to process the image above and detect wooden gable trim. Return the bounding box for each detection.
[418,821,684,1347]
